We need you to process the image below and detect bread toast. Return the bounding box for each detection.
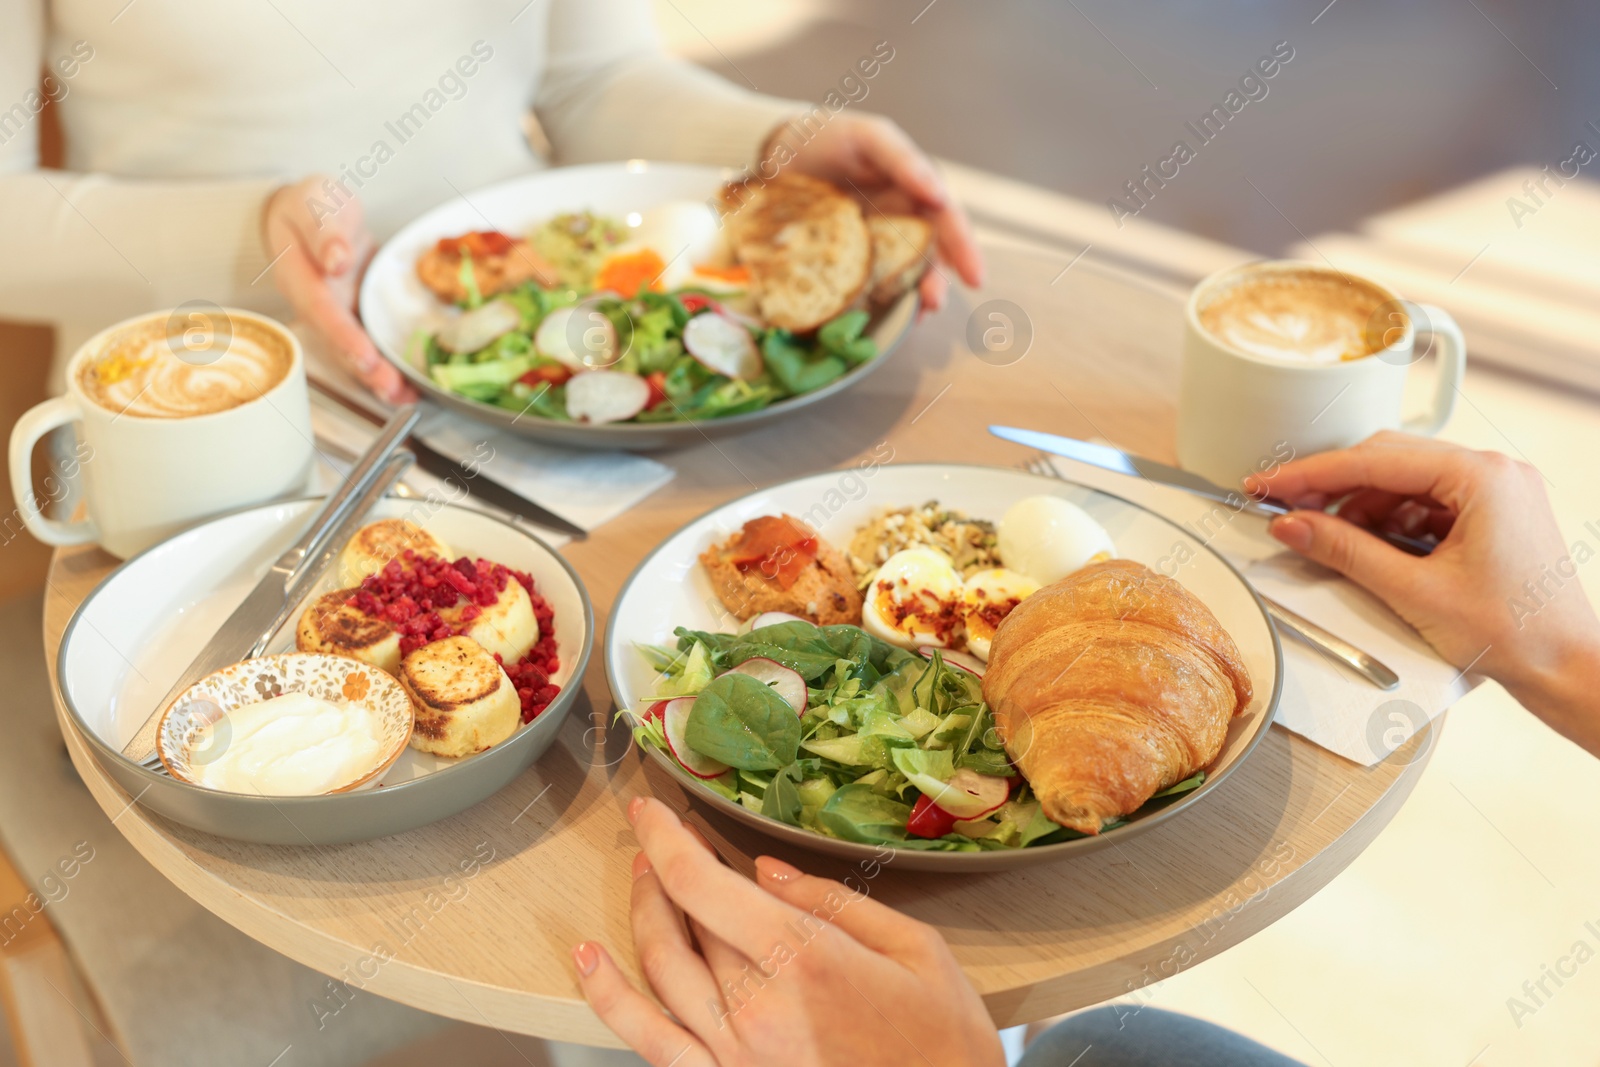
[865,214,932,304]
[719,174,871,333]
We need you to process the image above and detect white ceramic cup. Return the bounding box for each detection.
[1175,260,1466,488]
[9,308,314,559]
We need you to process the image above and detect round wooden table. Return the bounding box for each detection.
[42,241,1435,1048]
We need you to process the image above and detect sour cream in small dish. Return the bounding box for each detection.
[193,691,390,796]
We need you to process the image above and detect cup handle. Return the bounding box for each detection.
[8,396,98,547]
[1401,303,1466,436]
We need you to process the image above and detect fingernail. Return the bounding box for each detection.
[756,856,801,883]
[1270,515,1312,552]
[631,851,652,880]
[627,796,646,824]
[324,240,350,274]
[573,942,600,977]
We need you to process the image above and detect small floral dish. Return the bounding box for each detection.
[157,653,414,796]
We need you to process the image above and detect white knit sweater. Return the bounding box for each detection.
[0,0,802,367]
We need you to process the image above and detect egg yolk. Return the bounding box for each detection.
[594,249,667,295]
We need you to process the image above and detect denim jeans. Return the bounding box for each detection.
[1017,1007,1310,1067]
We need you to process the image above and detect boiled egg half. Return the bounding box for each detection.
[861,548,965,650]
[998,495,1115,586]
[961,568,1041,662]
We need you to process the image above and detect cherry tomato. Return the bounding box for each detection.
[519,364,573,388]
[907,794,958,839]
[644,370,669,409]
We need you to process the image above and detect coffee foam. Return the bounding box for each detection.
[78,317,293,418]
[1198,270,1394,364]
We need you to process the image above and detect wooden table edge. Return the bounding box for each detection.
[979,719,1440,1028]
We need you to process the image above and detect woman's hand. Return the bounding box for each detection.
[262,176,415,403]
[1252,430,1600,753]
[573,797,1005,1067]
[766,113,984,315]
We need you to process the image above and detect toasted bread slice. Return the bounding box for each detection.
[401,635,520,757]
[866,215,932,305]
[296,589,402,676]
[719,174,870,333]
[337,519,451,588]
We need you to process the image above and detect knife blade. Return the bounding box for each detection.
[310,378,587,539]
[1262,594,1400,690]
[990,424,1436,557]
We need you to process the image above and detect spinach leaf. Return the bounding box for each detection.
[676,622,910,683]
[685,672,800,771]
[815,785,980,850]
[816,784,911,843]
[761,764,803,826]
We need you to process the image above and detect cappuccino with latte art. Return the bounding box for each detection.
[10,308,313,557]
[77,316,294,418]
[1196,268,1393,364]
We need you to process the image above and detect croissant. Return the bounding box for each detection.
[982,559,1252,835]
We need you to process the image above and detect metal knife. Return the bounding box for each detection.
[121,407,420,765]
[990,425,1436,557]
[310,378,587,539]
[1262,596,1400,690]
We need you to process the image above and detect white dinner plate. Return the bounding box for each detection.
[358,161,918,451]
[57,497,593,844]
[605,464,1282,871]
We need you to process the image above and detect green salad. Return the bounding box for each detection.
[626,618,1205,851]
[420,268,880,425]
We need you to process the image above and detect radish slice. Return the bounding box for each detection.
[726,658,807,713]
[744,611,809,632]
[918,645,986,679]
[662,697,730,779]
[436,300,521,354]
[565,370,650,424]
[536,304,619,370]
[684,312,762,380]
[929,769,1010,820]
[642,699,669,723]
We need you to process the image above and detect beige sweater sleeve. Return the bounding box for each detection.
[0,0,280,328]
[534,0,805,170]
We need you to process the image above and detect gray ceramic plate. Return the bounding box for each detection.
[358,161,919,451]
[56,496,593,844]
[605,464,1283,871]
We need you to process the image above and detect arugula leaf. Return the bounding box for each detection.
[685,672,800,771]
[952,706,1015,777]
[1151,771,1206,798]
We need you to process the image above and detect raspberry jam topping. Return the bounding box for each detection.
[348,551,561,723]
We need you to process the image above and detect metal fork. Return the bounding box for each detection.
[1019,452,1400,690]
